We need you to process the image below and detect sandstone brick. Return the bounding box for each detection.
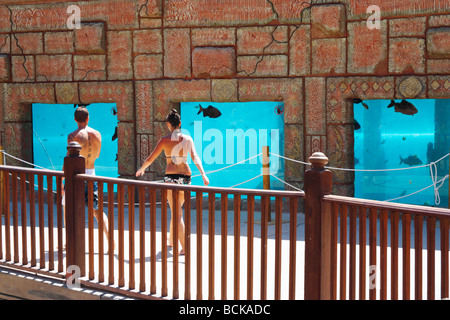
[79,82,134,122]
[211,79,238,102]
[237,26,288,55]
[133,29,162,54]
[164,28,191,78]
[107,30,133,80]
[427,59,450,74]
[75,22,106,54]
[389,17,426,37]
[11,32,43,54]
[192,28,235,47]
[311,4,346,38]
[117,122,136,176]
[0,34,10,54]
[134,54,163,79]
[347,21,387,74]
[0,5,11,32]
[4,123,32,166]
[427,27,450,59]
[74,55,106,81]
[55,82,79,104]
[238,55,288,77]
[135,81,153,134]
[284,124,304,181]
[429,14,450,27]
[389,38,425,74]
[11,55,35,82]
[36,54,72,82]
[349,0,449,18]
[192,47,235,78]
[312,38,346,74]
[305,78,326,135]
[139,18,162,28]
[0,54,10,82]
[138,0,163,17]
[44,31,74,54]
[289,25,310,76]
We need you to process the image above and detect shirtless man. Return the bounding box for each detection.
[62,106,114,251]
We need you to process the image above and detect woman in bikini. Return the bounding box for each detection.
[136,109,209,254]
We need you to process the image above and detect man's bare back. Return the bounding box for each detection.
[67,126,102,169]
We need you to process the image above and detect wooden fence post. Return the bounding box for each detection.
[304,152,333,300]
[64,142,86,278]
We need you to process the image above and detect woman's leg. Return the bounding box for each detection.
[167,189,186,253]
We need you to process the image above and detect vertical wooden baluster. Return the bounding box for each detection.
[20,172,28,266]
[369,208,377,300]
[150,187,156,294]
[260,195,268,300]
[288,196,297,300]
[172,189,180,299]
[330,202,338,300]
[97,182,104,283]
[391,211,399,300]
[11,172,18,264]
[402,213,411,300]
[88,181,94,280]
[208,192,214,300]
[380,209,388,300]
[221,193,228,300]
[46,175,54,271]
[247,195,255,300]
[128,185,135,291]
[38,174,45,269]
[349,205,357,300]
[29,173,36,267]
[139,185,146,292]
[414,214,423,300]
[359,206,367,300]
[0,171,4,260]
[184,190,191,300]
[427,216,436,300]
[274,196,282,300]
[56,176,63,273]
[118,184,125,287]
[339,204,347,300]
[196,192,203,300]
[4,171,10,262]
[161,188,168,297]
[441,218,449,299]
[108,183,115,285]
[234,194,241,300]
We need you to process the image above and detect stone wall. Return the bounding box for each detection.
[0,0,449,194]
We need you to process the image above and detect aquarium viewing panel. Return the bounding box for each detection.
[32,103,119,180]
[180,101,285,190]
[353,98,449,208]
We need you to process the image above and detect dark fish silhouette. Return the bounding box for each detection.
[353,98,369,110]
[427,142,435,164]
[111,107,117,116]
[73,103,90,108]
[196,104,222,118]
[115,153,118,161]
[387,99,418,116]
[112,127,117,141]
[353,119,361,130]
[399,155,422,166]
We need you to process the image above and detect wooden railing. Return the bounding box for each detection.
[1,144,449,300]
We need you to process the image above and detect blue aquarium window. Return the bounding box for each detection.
[32,103,119,183]
[180,101,285,190]
[354,98,449,208]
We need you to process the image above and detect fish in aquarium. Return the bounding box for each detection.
[196,104,222,118]
[387,99,418,116]
[112,126,117,141]
[399,155,423,166]
[353,119,361,130]
[353,98,369,110]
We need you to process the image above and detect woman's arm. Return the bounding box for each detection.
[136,138,164,177]
[188,137,209,186]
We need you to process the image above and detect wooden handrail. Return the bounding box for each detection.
[323,194,450,218]
[0,164,64,177]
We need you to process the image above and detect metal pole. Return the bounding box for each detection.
[262,146,272,222]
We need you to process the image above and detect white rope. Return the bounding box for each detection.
[229,174,263,188]
[385,174,449,203]
[192,153,262,178]
[269,152,309,165]
[1,150,51,171]
[270,174,304,192]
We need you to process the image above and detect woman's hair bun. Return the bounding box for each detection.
[166,109,181,127]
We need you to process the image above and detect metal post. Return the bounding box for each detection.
[304,152,333,300]
[64,142,86,278]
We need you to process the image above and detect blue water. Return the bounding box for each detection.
[180,101,285,190]
[354,99,449,208]
[32,103,118,181]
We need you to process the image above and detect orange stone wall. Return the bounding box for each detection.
[0,0,449,195]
